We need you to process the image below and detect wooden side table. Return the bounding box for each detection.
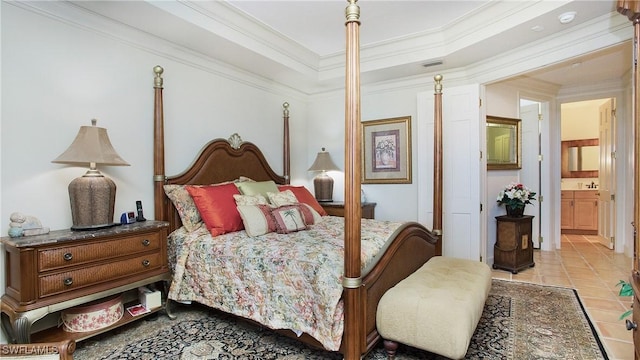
[320,201,376,219]
[493,215,535,274]
[1,220,171,344]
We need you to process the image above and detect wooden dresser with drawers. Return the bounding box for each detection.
[1,220,170,344]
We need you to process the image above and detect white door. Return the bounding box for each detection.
[417,84,483,261]
[598,99,615,249]
[520,103,541,248]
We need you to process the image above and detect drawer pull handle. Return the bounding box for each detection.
[63,278,73,286]
[142,239,150,246]
[142,259,150,267]
[63,253,73,261]
[626,319,637,330]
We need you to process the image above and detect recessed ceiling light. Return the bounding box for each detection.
[531,25,544,32]
[558,11,577,24]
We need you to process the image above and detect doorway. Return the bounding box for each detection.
[559,98,616,250]
[520,100,542,249]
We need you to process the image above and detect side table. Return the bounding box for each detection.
[320,201,376,219]
[493,215,535,274]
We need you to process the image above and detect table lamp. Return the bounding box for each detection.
[52,119,130,230]
[308,148,340,202]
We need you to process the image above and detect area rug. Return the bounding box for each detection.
[74,279,608,359]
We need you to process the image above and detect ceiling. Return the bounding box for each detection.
[68,0,630,93]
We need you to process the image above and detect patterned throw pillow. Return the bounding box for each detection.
[277,185,328,216]
[299,204,323,225]
[236,203,318,236]
[236,204,277,237]
[163,185,203,232]
[267,189,298,207]
[233,194,269,206]
[271,205,309,234]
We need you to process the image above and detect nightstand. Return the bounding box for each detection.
[320,201,376,219]
[1,220,170,344]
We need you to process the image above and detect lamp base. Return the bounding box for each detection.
[68,172,117,231]
[313,173,334,202]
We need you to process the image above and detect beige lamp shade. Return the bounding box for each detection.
[52,119,129,230]
[308,148,340,202]
[52,119,130,166]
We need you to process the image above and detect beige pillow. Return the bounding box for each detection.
[233,194,269,206]
[236,180,279,198]
[267,189,298,207]
[236,205,276,237]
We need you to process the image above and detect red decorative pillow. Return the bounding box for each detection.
[186,183,243,236]
[278,185,328,216]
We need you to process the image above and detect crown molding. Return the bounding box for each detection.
[7,1,309,99]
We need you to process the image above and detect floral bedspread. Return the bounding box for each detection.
[167,216,405,351]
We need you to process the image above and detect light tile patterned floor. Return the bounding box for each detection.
[491,234,634,360]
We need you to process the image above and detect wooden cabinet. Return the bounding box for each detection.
[560,190,598,234]
[1,221,170,344]
[561,191,575,230]
[574,191,598,231]
[320,202,376,219]
[493,215,535,274]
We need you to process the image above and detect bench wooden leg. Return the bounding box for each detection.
[383,339,399,359]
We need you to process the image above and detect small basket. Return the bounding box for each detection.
[61,294,124,332]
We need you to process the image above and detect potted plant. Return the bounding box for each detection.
[617,280,633,320]
[496,182,537,217]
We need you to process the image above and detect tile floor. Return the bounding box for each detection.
[491,233,634,360]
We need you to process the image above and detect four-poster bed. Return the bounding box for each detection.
[616,1,640,358]
[152,1,444,357]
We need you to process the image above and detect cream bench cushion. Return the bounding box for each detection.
[376,256,492,359]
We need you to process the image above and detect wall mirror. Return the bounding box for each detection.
[486,116,521,170]
[561,138,599,178]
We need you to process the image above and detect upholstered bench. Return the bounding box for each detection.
[376,256,492,359]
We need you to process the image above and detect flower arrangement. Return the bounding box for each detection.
[496,182,536,210]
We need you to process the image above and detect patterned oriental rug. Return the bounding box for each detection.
[74,280,609,359]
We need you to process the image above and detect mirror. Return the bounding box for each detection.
[486,116,521,170]
[561,138,599,178]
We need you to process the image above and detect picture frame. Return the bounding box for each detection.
[361,116,412,184]
[486,116,521,170]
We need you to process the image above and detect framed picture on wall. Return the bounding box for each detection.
[361,116,412,184]
[486,115,522,170]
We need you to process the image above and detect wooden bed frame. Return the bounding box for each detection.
[151,1,444,358]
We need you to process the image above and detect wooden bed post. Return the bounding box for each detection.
[618,0,640,271]
[618,0,640,282]
[153,65,166,221]
[617,4,640,355]
[433,75,444,254]
[343,0,363,359]
[283,102,291,185]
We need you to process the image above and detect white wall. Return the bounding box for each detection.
[1,3,308,234]
[0,4,310,342]
[307,83,434,222]
[561,99,605,141]
[484,83,521,264]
